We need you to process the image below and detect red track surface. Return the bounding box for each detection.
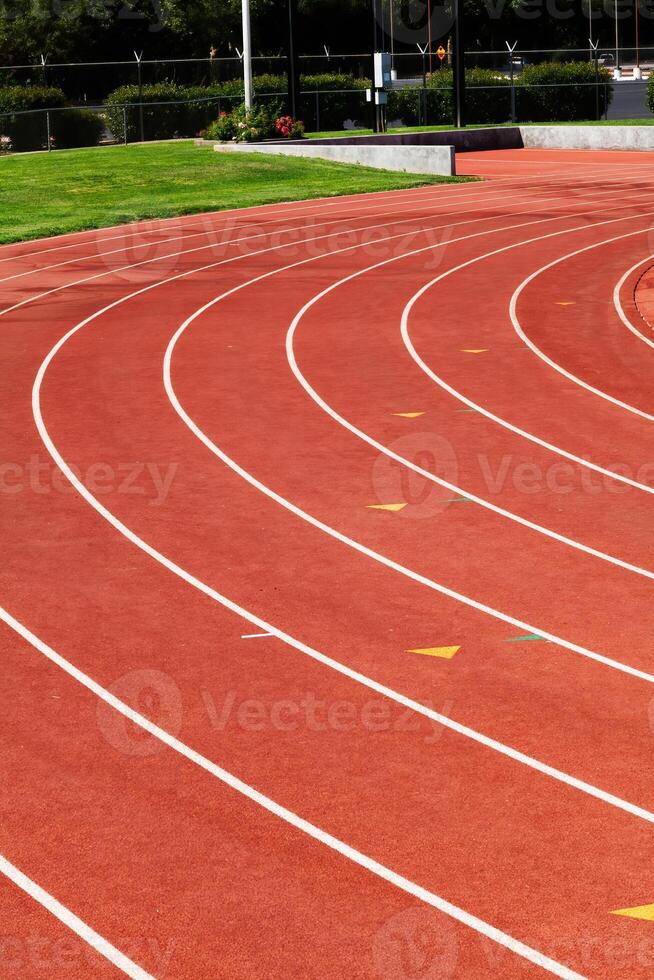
[4,147,654,978]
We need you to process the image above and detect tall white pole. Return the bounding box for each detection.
[242,0,253,110]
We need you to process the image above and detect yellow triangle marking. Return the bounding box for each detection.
[610,904,654,921]
[392,412,425,418]
[366,503,407,512]
[407,645,461,660]
[461,349,488,354]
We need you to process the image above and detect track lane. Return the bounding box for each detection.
[9,149,654,976]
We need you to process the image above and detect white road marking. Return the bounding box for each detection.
[509,228,654,421]
[613,253,654,350]
[0,605,584,980]
[0,854,153,980]
[402,213,654,495]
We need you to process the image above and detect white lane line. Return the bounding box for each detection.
[3,153,644,262]
[510,227,654,422]
[0,158,647,280]
[0,607,584,980]
[614,253,654,351]
[241,632,274,639]
[162,235,654,694]
[0,182,561,287]
[6,177,615,327]
[29,192,654,820]
[0,171,508,267]
[5,160,648,288]
[402,214,654,496]
[3,164,652,331]
[0,854,153,980]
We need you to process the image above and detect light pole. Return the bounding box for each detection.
[241,0,253,110]
[452,0,465,127]
[287,0,300,119]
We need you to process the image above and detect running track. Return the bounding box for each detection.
[4,147,654,979]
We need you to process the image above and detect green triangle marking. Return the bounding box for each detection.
[507,633,546,642]
[455,408,478,413]
[446,496,473,503]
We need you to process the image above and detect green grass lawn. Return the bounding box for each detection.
[0,140,470,245]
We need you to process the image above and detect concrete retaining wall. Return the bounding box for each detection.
[520,125,654,151]
[302,126,523,152]
[213,140,456,175]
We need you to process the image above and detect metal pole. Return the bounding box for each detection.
[241,0,253,110]
[452,0,465,127]
[135,52,145,142]
[123,106,128,145]
[46,111,51,151]
[594,50,600,120]
[635,0,640,70]
[371,0,383,133]
[506,41,517,123]
[427,0,433,75]
[287,0,300,118]
[615,0,620,68]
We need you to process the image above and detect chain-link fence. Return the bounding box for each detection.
[2,47,653,101]
[0,83,635,155]
[1,49,652,155]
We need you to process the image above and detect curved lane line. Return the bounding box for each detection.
[614,253,654,351]
[0,605,584,980]
[0,854,153,980]
[510,228,654,421]
[26,191,654,835]
[0,184,532,286]
[402,216,654,495]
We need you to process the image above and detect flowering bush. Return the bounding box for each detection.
[204,103,304,143]
[274,115,304,139]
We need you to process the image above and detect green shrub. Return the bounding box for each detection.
[104,83,227,142]
[299,74,369,130]
[52,108,104,148]
[647,74,654,113]
[203,102,304,142]
[516,62,613,121]
[213,73,370,130]
[388,69,510,126]
[0,85,66,151]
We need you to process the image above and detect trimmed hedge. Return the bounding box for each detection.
[104,83,228,142]
[0,86,65,152]
[0,86,104,151]
[388,69,510,126]
[104,74,371,138]
[53,109,105,149]
[516,62,613,121]
[387,63,612,127]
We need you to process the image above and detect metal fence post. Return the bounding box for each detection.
[123,106,128,145]
[135,51,145,142]
[46,111,51,151]
[506,41,517,123]
[315,90,320,131]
